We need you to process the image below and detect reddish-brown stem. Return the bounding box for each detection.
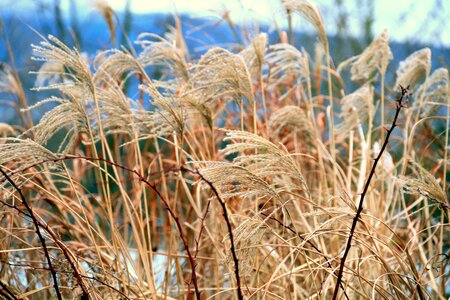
[0,155,201,299]
[0,176,90,299]
[331,86,425,300]
[0,280,18,300]
[0,259,130,300]
[261,212,349,300]
[2,155,250,299]
[0,166,63,300]
[183,166,244,300]
[80,275,130,300]
[193,199,212,259]
[187,197,212,298]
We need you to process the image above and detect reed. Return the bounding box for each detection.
[0,1,448,299]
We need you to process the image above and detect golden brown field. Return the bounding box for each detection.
[0,1,448,299]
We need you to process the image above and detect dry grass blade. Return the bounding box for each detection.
[0,7,448,299]
[93,0,117,46]
[223,215,269,277]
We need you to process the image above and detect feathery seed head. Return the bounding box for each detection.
[269,105,310,137]
[414,67,449,115]
[136,33,189,81]
[0,124,16,141]
[399,161,448,210]
[0,138,59,169]
[198,161,281,201]
[336,85,374,139]
[338,30,393,81]
[223,215,269,276]
[395,48,431,90]
[32,35,93,92]
[220,130,309,196]
[265,44,310,99]
[240,33,268,78]
[189,47,255,105]
[282,0,327,47]
[0,65,22,96]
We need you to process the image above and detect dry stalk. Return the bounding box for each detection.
[182,166,244,300]
[331,85,424,300]
[260,212,349,300]
[0,166,63,300]
[0,280,18,300]
[0,172,91,299]
[1,155,201,300]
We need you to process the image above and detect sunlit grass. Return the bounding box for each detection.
[0,1,448,299]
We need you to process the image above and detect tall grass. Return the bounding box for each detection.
[0,1,449,299]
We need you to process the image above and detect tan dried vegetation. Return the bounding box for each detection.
[0,0,448,299]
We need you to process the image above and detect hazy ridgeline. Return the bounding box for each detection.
[0,1,449,299]
[1,1,449,125]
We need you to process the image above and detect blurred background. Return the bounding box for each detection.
[0,0,449,123]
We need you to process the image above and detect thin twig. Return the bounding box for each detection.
[80,275,131,300]
[0,172,90,299]
[0,166,63,300]
[260,212,349,300]
[2,155,202,299]
[186,197,212,298]
[0,259,130,300]
[0,280,18,300]
[0,196,90,298]
[34,215,90,298]
[331,85,425,299]
[3,155,201,299]
[183,166,244,300]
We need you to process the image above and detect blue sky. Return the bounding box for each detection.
[2,0,449,47]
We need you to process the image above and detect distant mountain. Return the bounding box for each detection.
[0,12,449,123]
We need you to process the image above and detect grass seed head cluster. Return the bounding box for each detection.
[0,0,448,299]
